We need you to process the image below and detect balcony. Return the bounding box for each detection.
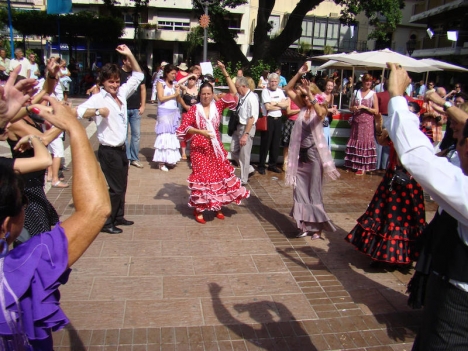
[411,33,467,57]
[411,0,468,23]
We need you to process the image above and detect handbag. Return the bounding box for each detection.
[388,167,411,191]
[256,115,267,131]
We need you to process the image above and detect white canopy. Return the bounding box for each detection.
[419,58,468,72]
[314,49,441,73]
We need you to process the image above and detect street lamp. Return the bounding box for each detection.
[406,34,417,57]
[199,0,215,62]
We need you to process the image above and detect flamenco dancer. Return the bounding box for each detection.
[345,110,427,269]
[176,61,249,223]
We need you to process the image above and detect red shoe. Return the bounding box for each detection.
[194,209,206,224]
[356,170,365,176]
[216,211,225,220]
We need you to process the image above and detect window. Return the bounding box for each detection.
[157,20,190,31]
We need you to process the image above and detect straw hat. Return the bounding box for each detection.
[161,61,169,67]
[177,63,188,71]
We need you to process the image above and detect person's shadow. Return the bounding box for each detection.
[208,283,317,350]
[276,229,422,343]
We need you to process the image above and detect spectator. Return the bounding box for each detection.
[121,55,146,169]
[258,73,289,175]
[9,48,30,80]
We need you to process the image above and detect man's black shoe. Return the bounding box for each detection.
[258,167,266,175]
[115,218,134,226]
[267,166,282,173]
[101,226,123,234]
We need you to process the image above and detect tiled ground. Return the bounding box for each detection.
[5,96,438,350]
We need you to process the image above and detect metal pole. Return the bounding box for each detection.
[7,0,14,58]
[203,3,208,62]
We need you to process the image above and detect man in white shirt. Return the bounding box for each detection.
[405,77,413,97]
[385,62,468,350]
[9,48,30,80]
[417,80,427,97]
[230,76,259,185]
[77,44,144,234]
[0,48,10,80]
[258,73,289,174]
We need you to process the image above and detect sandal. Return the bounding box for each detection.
[52,181,69,188]
[194,209,206,224]
[215,211,225,220]
[311,233,321,240]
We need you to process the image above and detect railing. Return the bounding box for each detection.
[420,33,468,50]
[413,0,461,15]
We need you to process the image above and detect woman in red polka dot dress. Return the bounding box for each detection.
[345,111,427,268]
[176,61,249,224]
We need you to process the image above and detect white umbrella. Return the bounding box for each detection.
[314,48,441,73]
[419,58,468,72]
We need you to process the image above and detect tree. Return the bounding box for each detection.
[191,0,405,68]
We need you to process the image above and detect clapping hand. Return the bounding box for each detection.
[0,65,38,125]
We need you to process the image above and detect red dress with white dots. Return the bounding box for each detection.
[176,98,250,212]
[345,142,427,265]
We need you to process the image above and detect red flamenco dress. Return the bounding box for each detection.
[345,143,427,265]
[176,96,250,212]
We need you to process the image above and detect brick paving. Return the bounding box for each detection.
[8,98,438,350]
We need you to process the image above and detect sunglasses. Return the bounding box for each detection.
[455,86,460,88]
[188,77,196,81]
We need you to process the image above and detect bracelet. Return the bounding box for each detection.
[48,76,57,80]
[224,75,229,78]
[311,99,318,105]
[28,135,43,148]
[25,105,31,115]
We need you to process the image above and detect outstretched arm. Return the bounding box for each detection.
[30,98,111,267]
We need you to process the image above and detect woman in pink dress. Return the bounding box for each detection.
[176,62,249,224]
[344,74,379,175]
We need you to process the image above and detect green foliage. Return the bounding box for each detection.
[0,9,124,42]
[213,60,274,86]
[297,41,311,54]
[338,0,405,41]
[323,45,334,54]
[184,26,204,59]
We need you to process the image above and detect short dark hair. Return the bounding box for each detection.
[408,101,421,114]
[0,166,24,225]
[99,63,120,84]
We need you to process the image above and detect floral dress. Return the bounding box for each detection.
[345,143,426,264]
[344,89,377,171]
[176,97,250,212]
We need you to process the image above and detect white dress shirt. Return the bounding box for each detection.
[385,96,468,290]
[238,90,259,124]
[77,71,144,147]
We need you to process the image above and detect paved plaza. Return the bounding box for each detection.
[3,100,438,350]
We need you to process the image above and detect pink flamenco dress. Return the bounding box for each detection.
[345,143,427,266]
[176,95,250,212]
[344,90,377,171]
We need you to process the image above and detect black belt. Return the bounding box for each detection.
[100,144,125,150]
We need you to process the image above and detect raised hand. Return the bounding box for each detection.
[298,63,309,75]
[386,62,411,98]
[0,65,38,126]
[115,44,132,56]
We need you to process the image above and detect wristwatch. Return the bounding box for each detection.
[95,108,100,116]
[443,101,453,111]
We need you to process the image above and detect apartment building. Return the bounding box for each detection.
[409,0,468,65]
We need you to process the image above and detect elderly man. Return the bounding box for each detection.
[258,73,289,174]
[230,76,259,185]
[77,44,143,234]
[0,48,10,80]
[385,61,468,351]
[9,48,30,80]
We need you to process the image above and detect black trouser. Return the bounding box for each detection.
[98,144,128,227]
[259,116,282,169]
[412,272,468,350]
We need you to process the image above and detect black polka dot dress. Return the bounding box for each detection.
[345,145,427,265]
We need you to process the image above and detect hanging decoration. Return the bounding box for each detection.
[199,14,210,28]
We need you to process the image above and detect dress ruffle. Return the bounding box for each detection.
[153,133,181,164]
[0,225,70,341]
[188,174,250,212]
[345,168,426,264]
[290,203,336,232]
[344,139,377,171]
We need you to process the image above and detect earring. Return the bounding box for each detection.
[0,232,10,258]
